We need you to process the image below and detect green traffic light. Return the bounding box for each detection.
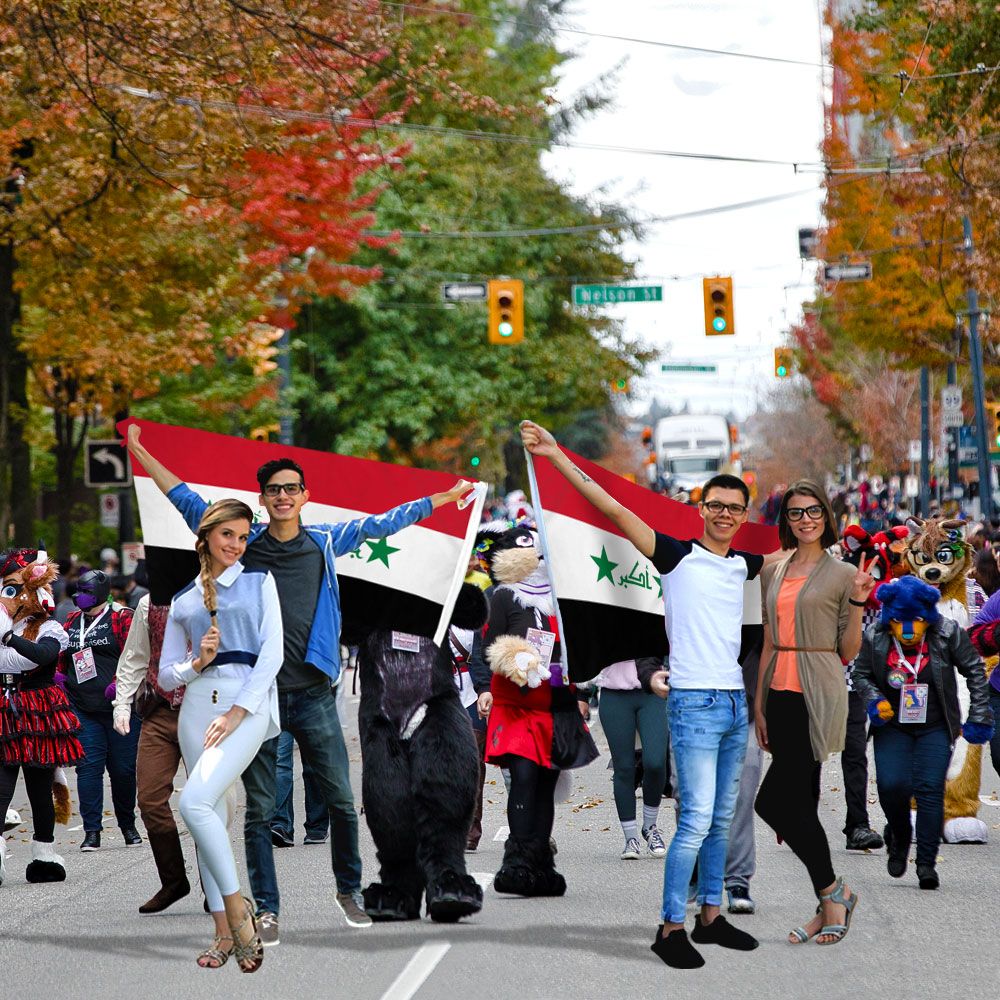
[712,317,727,332]
[498,321,514,338]
[776,365,788,377]
[470,456,481,467]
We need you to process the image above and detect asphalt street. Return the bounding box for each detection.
[3,677,999,1000]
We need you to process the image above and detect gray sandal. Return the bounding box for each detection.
[816,876,858,945]
[788,904,821,944]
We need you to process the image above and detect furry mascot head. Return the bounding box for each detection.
[877,574,940,639]
[841,525,910,603]
[475,521,554,688]
[902,517,971,605]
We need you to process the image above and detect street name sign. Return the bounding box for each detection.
[661,363,718,373]
[573,284,663,305]
[85,440,132,488]
[822,262,872,282]
[441,282,488,302]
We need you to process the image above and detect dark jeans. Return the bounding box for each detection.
[989,688,1000,782]
[242,684,361,915]
[873,723,951,867]
[75,708,140,834]
[271,729,329,841]
[755,691,835,894]
[841,688,872,834]
[466,703,487,849]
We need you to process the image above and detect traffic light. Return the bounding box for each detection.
[249,423,281,442]
[703,276,734,336]
[248,323,284,376]
[611,377,629,393]
[774,347,793,378]
[488,278,524,344]
[470,455,481,469]
[986,401,1000,448]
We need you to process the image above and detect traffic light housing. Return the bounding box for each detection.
[774,347,793,378]
[488,278,524,344]
[611,377,629,394]
[703,276,734,336]
[249,423,281,442]
[987,401,1000,448]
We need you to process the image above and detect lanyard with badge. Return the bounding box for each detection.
[888,636,929,724]
[72,606,108,683]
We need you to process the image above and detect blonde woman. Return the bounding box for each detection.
[159,499,282,973]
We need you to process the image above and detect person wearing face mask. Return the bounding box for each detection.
[854,574,993,891]
[754,480,875,947]
[60,569,140,852]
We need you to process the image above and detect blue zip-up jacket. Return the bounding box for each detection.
[166,482,433,683]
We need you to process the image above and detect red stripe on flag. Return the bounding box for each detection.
[119,419,475,539]
[533,447,777,555]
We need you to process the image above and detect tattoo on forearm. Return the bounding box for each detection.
[570,463,593,484]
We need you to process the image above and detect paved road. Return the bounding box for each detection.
[3,679,998,1000]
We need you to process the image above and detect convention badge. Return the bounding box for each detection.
[525,627,556,670]
[391,631,421,653]
[899,683,929,724]
[171,686,185,708]
[887,668,908,690]
[72,646,98,683]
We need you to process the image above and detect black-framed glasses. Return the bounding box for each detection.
[786,504,825,521]
[263,482,305,497]
[702,500,748,516]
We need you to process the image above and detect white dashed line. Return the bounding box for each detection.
[379,942,451,1000]
[67,824,83,832]
[492,825,509,842]
[979,795,1000,807]
[470,872,494,891]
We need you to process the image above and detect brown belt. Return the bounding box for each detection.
[774,646,836,653]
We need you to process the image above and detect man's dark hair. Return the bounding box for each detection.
[702,474,750,505]
[256,457,306,493]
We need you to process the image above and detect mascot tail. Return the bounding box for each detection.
[52,767,72,825]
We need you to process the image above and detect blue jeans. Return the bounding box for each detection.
[75,708,141,833]
[662,688,748,923]
[271,729,329,841]
[989,688,1000,782]
[242,684,361,915]
[872,723,951,866]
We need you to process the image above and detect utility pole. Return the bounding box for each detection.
[964,215,993,520]
[946,358,960,503]
[919,366,930,516]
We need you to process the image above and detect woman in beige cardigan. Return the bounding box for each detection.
[753,480,875,946]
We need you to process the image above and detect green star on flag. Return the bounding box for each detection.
[591,545,618,583]
[365,537,401,567]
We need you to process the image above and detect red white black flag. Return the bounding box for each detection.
[526,447,778,682]
[120,419,485,643]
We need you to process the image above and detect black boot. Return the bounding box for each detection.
[493,837,538,896]
[426,870,483,923]
[884,824,909,879]
[916,864,939,890]
[139,831,191,914]
[361,882,422,921]
[525,837,566,897]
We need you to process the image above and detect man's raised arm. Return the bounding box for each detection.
[126,424,181,496]
[520,420,656,559]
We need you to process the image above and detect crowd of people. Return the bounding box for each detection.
[1,419,998,975]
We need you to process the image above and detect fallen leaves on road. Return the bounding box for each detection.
[571,797,603,813]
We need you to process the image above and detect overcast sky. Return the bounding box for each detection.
[543,0,827,420]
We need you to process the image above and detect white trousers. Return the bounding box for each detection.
[178,673,267,913]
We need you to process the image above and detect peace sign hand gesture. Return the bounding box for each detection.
[851,556,877,604]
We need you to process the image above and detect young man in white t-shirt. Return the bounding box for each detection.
[521,420,773,969]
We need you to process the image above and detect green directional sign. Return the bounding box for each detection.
[661,363,717,373]
[573,284,663,305]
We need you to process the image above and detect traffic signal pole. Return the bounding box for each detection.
[919,366,930,516]
[947,359,960,503]
[964,215,993,521]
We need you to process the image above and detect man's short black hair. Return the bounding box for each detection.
[702,473,750,505]
[256,457,306,493]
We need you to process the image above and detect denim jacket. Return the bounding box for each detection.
[167,482,432,682]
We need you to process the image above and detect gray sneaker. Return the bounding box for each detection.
[620,837,642,860]
[335,890,373,928]
[257,911,279,946]
[642,825,667,858]
[726,885,756,915]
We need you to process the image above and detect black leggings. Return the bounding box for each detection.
[506,757,560,841]
[0,764,55,842]
[754,691,836,894]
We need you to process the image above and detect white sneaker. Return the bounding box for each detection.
[620,837,642,860]
[0,836,7,886]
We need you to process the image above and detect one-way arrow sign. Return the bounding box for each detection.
[441,282,488,302]
[85,440,132,488]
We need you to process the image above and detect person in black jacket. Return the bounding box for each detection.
[853,575,993,890]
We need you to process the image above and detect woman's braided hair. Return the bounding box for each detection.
[195,499,254,616]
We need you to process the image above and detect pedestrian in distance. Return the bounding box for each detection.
[520,419,769,970]
[127,422,473,942]
[60,570,142,852]
[158,498,282,972]
[753,480,874,945]
[859,575,993,890]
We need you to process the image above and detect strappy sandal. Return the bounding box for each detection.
[196,935,233,969]
[229,897,264,974]
[816,876,858,945]
[788,904,821,944]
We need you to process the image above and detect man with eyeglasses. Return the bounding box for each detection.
[520,420,778,970]
[126,426,471,941]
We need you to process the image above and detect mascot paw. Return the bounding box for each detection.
[867,699,893,725]
[25,840,66,883]
[361,882,421,921]
[426,871,483,923]
[961,721,994,745]
[943,817,989,844]
[487,637,542,688]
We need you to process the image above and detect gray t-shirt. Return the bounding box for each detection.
[245,528,326,691]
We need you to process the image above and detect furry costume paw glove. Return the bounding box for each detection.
[104,680,117,701]
[867,699,894,725]
[961,721,994,745]
[487,636,543,688]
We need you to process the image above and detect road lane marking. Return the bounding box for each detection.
[470,872,494,890]
[379,942,451,1000]
[493,825,509,842]
[979,795,1000,807]
[67,824,83,832]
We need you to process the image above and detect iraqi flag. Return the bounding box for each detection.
[118,419,485,645]
[526,447,778,682]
